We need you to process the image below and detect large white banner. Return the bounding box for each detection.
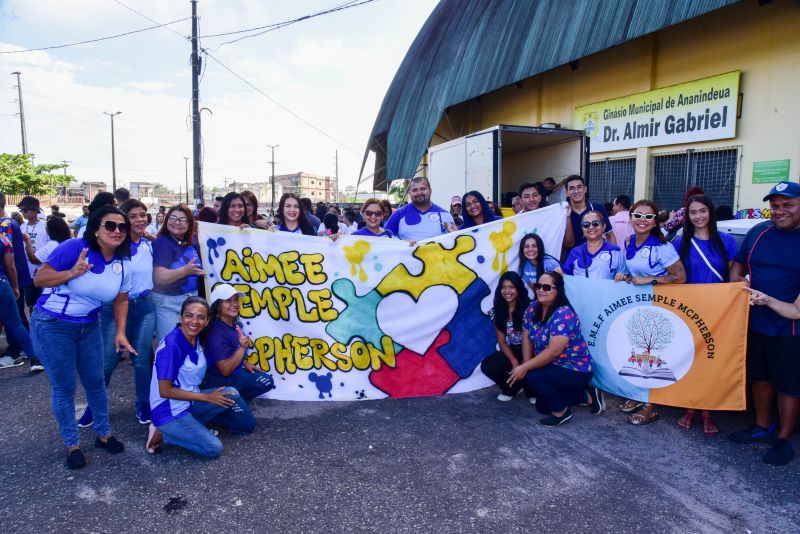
[576,71,740,152]
[199,204,566,401]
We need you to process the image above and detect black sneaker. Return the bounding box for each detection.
[29,358,44,373]
[65,449,87,470]
[95,436,125,454]
[729,424,776,444]
[539,409,573,428]
[587,387,605,415]
[762,439,795,466]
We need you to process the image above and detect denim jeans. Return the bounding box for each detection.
[480,347,536,398]
[0,278,35,358]
[31,307,110,447]
[202,369,275,402]
[524,364,592,414]
[157,387,256,458]
[152,291,196,345]
[100,294,156,414]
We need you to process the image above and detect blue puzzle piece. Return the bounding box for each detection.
[326,278,402,353]
[439,278,496,378]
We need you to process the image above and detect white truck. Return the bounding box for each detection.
[426,124,589,209]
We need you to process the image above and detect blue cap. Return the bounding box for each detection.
[763,181,800,202]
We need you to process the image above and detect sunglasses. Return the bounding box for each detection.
[103,221,129,233]
[631,212,657,221]
[533,283,555,292]
[363,210,383,217]
[581,220,603,229]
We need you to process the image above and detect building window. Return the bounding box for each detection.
[588,157,636,205]
[651,146,740,212]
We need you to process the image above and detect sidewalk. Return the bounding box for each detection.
[1,361,798,533]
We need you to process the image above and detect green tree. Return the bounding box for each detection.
[0,153,74,194]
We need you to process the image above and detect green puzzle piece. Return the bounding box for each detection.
[326,278,402,354]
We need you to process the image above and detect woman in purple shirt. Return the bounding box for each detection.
[673,194,736,435]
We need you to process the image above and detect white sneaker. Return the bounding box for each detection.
[497,393,514,402]
[0,355,24,369]
[528,397,537,405]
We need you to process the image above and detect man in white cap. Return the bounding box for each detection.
[201,284,275,402]
[730,180,800,465]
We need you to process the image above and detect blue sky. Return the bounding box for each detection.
[0,0,438,193]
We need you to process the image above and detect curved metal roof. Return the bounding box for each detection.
[365,0,739,189]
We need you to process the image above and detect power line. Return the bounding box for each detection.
[0,18,191,55]
[112,0,187,39]
[200,49,359,154]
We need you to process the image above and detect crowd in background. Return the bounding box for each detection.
[0,174,797,469]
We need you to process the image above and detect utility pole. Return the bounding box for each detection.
[183,156,190,204]
[334,150,339,203]
[11,72,28,154]
[191,0,203,206]
[267,144,278,208]
[103,111,122,191]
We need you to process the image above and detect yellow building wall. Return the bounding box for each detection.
[430,0,799,211]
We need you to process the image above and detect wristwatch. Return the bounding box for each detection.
[651,278,659,285]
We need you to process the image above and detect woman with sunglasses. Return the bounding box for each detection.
[354,198,396,238]
[276,193,316,236]
[480,272,536,402]
[563,211,624,279]
[460,190,502,229]
[77,200,157,429]
[614,199,686,425]
[31,206,136,469]
[152,205,205,344]
[672,194,736,435]
[508,272,599,427]
[517,233,561,291]
[145,296,255,458]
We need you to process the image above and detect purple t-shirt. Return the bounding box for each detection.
[204,319,244,378]
[149,326,207,427]
[353,227,396,238]
[523,304,592,373]
[673,233,736,284]
[152,235,200,295]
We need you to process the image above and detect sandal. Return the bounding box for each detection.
[677,410,695,430]
[619,399,644,413]
[702,412,719,436]
[628,405,659,425]
[145,424,163,454]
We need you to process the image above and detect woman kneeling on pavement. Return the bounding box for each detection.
[480,272,536,403]
[31,206,136,469]
[202,284,275,401]
[508,272,601,427]
[146,296,255,458]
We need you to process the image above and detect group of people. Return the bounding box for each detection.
[0,174,797,468]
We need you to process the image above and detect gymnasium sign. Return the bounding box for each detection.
[575,71,740,152]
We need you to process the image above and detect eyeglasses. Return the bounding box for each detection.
[631,212,657,221]
[168,215,189,224]
[363,210,383,217]
[581,220,603,229]
[533,283,555,292]
[102,221,129,233]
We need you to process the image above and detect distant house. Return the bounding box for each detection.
[81,181,107,200]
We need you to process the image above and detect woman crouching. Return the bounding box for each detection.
[508,272,601,427]
[146,297,255,457]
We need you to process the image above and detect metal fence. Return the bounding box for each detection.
[588,156,636,204]
[651,146,740,211]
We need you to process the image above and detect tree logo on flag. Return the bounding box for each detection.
[606,306,694,389]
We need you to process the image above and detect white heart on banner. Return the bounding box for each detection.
[376,285,459,355]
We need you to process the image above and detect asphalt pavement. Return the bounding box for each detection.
[1,360,798,534]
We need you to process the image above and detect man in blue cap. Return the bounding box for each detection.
[729,181,800,465]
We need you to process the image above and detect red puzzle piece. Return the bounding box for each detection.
[369,330,460,398]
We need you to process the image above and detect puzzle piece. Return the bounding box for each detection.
[376,235,477,299]
[438,278,497,378]
[369,329,459,398]
[326,278,402,353]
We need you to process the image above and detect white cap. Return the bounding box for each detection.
[209,284,246,306]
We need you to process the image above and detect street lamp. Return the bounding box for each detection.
[184,157,190,204]
[267,144,279,208]
[103,111,122,191]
